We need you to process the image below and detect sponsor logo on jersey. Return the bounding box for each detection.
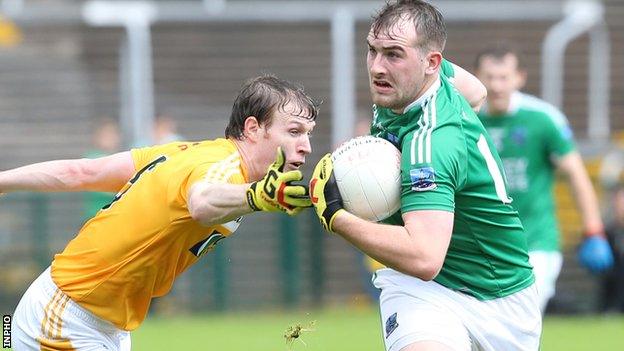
[385,132,400,147]
[410,167,437,191]
[385,312,399,338]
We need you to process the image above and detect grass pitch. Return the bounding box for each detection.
[132,307,624,350]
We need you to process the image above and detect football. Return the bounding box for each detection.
[332,135,402,221]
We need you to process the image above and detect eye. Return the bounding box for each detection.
[289,129,301,136]
[387,51,400,58]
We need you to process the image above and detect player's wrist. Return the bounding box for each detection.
[583,229,606,238]
[245,183,261,211]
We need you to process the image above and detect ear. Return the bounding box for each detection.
[242,116,261,142]
[425,51,443,75]
[516,69,528,90]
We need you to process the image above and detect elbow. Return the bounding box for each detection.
[401,259,444,281]
[417,263,443,281]
[471,85,487,111]
[188,198,215,225]
[188,185,221,226]
[64,159,94,190]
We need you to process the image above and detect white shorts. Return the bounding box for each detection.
[373,269,542,351]
[11,267,131,351]
[528,251,563,313]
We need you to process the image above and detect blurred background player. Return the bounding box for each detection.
[153,113,184,145]
[311,1,541,350]
[82,117,122,220]
[475,42,613,313]
[1,74,317,350]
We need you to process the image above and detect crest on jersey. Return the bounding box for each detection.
[189,231,226,257]
[510,127,528,146]
[410,166,437,192]
[385,312,399,338]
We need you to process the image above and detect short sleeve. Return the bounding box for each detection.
[179,156,245,204]
[541,110,575,158]
[399,123,465,213]
[130,143,177,172]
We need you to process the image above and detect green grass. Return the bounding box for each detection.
[131,307,624,351]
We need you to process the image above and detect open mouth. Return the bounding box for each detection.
[374,80,393,90]
[289,162,304,170]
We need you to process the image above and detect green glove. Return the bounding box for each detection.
[246,147,311,215]
[309,153,345,232]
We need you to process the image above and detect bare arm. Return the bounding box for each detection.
[557,151,604,234]
[187,181,255,227]
[448,62,487,112]
[331,209,454,280]
[0,151,135,194]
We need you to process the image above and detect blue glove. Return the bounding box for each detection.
[578,236,614,274]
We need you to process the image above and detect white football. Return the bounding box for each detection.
[332,135,402,222]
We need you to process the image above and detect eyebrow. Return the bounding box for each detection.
[366,40,406,52]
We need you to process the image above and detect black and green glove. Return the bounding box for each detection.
[309,153,345,232]
[246,147,311,216]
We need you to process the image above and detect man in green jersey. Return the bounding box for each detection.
[475,43,613,313]
[309,1,540,350]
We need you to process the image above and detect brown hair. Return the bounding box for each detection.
[371,0,447,52]
[474,42,525,70]
[225,74,319,140]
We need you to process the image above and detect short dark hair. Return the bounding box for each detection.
[225,74,319,140]
[474,42,525,70]
[371,0,447,52]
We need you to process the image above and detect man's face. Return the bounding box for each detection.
[476,54,526,114]
[256,101,315,172]
[366,19,429,112]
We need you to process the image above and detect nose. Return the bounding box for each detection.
[298,135,312,155]
[368,53,386,77]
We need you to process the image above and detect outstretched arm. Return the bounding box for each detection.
[448,62,487,112]
[0,152,135,194]
[187,148,311,227]
[557,151,613,273]
[557,151,604,234]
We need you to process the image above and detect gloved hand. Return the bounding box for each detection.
[309,153,345,232]
[246,147,311,215]
[578,235,614,274]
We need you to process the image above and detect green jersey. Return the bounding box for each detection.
[479,92,575,252]
[370,61,534,300]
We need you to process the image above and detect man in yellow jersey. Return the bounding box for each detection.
[0,74,318,350]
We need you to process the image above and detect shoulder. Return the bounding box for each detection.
[515,92,570,127]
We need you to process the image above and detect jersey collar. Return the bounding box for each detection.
[401,77,441,114]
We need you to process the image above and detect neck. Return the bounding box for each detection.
[392,75,438,114]
[487,100,511,116]
[231,138,261,182]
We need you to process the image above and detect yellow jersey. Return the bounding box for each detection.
[51,138,248,330]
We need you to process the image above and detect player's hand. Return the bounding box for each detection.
[309,153,345,232]
[246,147,311,216]
[578,235,614,274]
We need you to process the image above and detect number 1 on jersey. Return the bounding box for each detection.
[477,134,512,204]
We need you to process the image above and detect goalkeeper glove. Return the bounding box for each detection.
[246,147,311,215]
[309,153,345,232]
[578,235,614,274]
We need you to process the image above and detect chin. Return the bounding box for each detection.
[372,96,394,108]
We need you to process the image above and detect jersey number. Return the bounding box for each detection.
[102,155,167,210]
[476,134,512,204]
